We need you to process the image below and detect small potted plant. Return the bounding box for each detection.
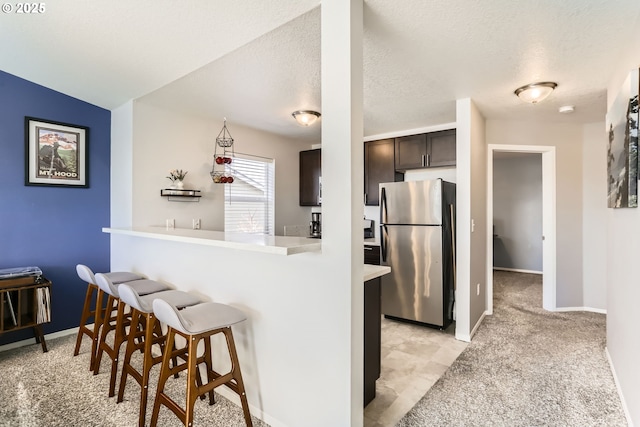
[167,169,188,189]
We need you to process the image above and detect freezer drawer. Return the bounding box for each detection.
[381,224,443,326]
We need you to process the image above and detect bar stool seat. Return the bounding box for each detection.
[150,299,253,427]
[117,284,203,427]
[94,273,171,397]
[74,264,144,371]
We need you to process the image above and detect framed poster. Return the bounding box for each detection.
[606,69,639,208]
[25,117,89,188]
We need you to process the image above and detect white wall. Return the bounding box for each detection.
[582,122,607,311]
[404,166,456,183]
[108,2,365,426]
[455,98,487,341]
[493,154,543,272]
[321,0,365,423]
[605,12,640,422]
[486,120,584,307]
[468,101,488,333]
[131,100,311,235]
[111,101,134,228]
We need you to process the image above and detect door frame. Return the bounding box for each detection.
[486,144,556,313]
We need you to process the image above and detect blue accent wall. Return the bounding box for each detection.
[0,70,111,346]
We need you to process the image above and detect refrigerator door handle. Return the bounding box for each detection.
[380,187,387,225]
[381,225,388,263]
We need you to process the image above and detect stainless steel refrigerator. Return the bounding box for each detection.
[379,179,456,329]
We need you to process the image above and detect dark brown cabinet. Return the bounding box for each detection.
[1,276,51,352]
[364,139,403,206]
[395,133,428,170]
[394,129,456,171]
[299,149,321,206]
[363,244,382,406]
[363,276,381,407]
[364,245,381,265]
[427,129,457,167]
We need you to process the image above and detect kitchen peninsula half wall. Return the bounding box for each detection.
[105,227,389,427]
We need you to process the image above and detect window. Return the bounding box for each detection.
[224,155,275,235]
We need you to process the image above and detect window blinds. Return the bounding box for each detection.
[224,156,275,235]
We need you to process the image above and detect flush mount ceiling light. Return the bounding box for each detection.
[514,82,558,104]
[292,110,321,126]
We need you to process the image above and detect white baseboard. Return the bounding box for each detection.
[605,347,635,427]
[215,387,283,427]
[456,310,488,343]
[0,326,79,353]
[493,267,542,275]
[470,310,488,339]
[553,306,606,314]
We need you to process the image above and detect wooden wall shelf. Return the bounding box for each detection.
[160,189,202,202]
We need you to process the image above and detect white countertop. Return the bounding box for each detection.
[103,227,390,280]
[103,226,322,256]
[363,264,391,281]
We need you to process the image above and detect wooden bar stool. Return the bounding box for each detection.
[116,283,203,427]
[94,273,171,397]
[150,299,253,427]
[74,264,144,371]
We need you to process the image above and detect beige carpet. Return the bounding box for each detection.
[397,271,627,427]
[0,333,267,427]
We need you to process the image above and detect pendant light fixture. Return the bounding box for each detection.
[514,82,557,104]
[292,110,321,126]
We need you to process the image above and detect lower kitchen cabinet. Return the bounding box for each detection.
[364,244,382,406]
[364,245,381,265]
[364,276,381,407]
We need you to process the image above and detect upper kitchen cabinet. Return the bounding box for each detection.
[394,134,427,170]
[299,149,321,206]
[394,129,456,171]
[364,139,403,206]
[427,129,456,168]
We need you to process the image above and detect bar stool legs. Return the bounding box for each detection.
[72,282,103,364]
[150,299,252,427]
[117,308,161,426]
[151,326,251,427]
[223,327,252,424]
[93,274,171,398]
[115,284,203,427]
[94,294,130,397]
[74,265,143,372]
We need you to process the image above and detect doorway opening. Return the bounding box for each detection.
[486,145,556,313]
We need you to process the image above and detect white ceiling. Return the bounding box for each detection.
[2,1,639,142]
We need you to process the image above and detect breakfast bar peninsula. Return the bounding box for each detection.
[104,226,390,427]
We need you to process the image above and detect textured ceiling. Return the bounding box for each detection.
[2,1,639,142]
[0,0,320,109]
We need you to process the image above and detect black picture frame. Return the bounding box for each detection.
[25,116,89,188]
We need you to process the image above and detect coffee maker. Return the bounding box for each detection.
[310,212,321,238]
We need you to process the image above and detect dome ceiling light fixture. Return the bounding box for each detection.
[514,82,558,104]
[292,110,321,126]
